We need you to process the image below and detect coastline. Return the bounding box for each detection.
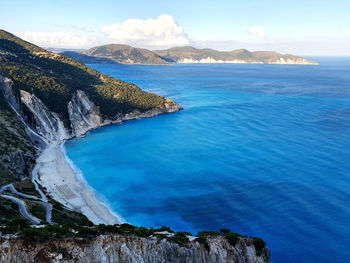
[35,142,122,225]
[33,106,182,225]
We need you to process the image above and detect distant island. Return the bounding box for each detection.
[60,44,318,65]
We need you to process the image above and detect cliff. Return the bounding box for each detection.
[0,234,270,263]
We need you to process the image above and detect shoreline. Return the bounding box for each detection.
[35,142,122,225]
[32,105,182,225]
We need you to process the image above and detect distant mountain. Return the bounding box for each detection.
[47,47,86,53]
[61,44,317,65]
[81,44,171,65]
[61,51,118,64]
[154,46,318,65]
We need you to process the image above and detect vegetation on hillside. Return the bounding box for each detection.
[0,96,34,185]
[0,30,175,124]
[0,29,180,230]
[82,44,171,65]
[154,46,318,64]
[0,219,267,255]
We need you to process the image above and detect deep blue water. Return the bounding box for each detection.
[66,58,350,263]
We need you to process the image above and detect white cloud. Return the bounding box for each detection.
[101,14,190,48]
[14,31,94,48]
[14,15,189,49]
[248,26,266,38]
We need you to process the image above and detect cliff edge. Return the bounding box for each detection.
[0,234,270,263]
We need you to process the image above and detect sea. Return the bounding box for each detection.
[65,57,350,263]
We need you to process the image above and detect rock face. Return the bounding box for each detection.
[0,77,36,184]
[0,235,270,263]
[20,90,69,143]
[0,77,20,112]
[68,90,102,137]
[15,87,181,143]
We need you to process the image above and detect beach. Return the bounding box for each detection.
[35,142,121,225]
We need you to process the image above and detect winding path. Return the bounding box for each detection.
[0,173,52,225]
[0,194,41,225]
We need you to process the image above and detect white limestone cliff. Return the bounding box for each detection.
[0,235,270,263]
[68,90,102,137]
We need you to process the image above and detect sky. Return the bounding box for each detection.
[0,0,349,55]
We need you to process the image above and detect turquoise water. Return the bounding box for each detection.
[66,58,350,263]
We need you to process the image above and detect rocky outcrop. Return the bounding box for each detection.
[0,77,20,112]
[0,77,37,184]
[0,235,270,263]
[18,88,181,141]
[1,152,28,181]
[67,90,182,137]
[269,57,314,65]
[0,77,45,148]
[68,90,102,137]
[20,90,70,143]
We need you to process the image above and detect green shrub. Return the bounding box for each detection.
[197,231,222,237]
[168,232,189,247]
[120,223,136,230]
[220,228,230,234]
[224,233,239,246]
[195,237,210,252]
[97,224,122,234]
[76,227,97,237]
[155,226,174,233]
[5,218,30,231]
[21,227,50,238]
[132,226,153,238]
[253,237,266,256]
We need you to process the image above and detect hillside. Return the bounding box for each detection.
[0,30,177,122]
[81,44,171,64]
[154,46,318,64]
[60,51,119,64]
[0,29,180,225]
[62,44,317,65]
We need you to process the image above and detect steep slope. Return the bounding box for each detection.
[0,235,270,263]
[60,51,119,64]
[82,44,171,64]
[0,29,180,225]
[154,46,318,64]
[0,80,34,186]
[0,30,178,123]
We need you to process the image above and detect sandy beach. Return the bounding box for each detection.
[35,143,121,225]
